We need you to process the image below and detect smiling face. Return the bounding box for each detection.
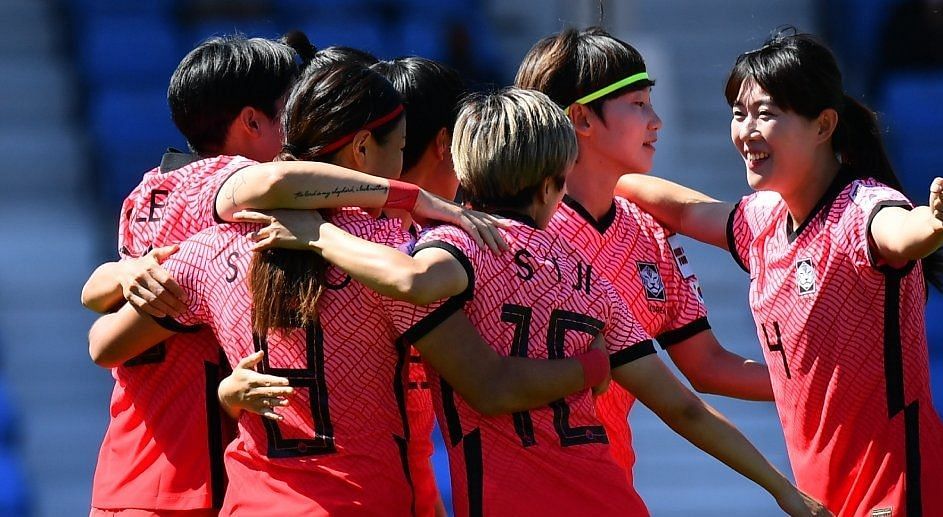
[730,78,822,195]
[586,87,661,175]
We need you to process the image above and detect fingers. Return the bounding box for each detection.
[149,267,189,310]
[126,290,168,318]
[235,350,265,370]
[149,244,180,263]
[931,177,942,221]
[233,210,274,224]
[247,374,292,388]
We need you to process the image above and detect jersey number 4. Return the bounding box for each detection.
[502,304,608,448]
[761,321,791,379]
[253,323,336,457]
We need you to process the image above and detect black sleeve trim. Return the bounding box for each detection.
[656,317,711,348]
[153,315,202,333]
[609,339,656,368]
[866,201,917,275]
[726,201,750,274]
[212,165,253,224]
[401,240,475,344]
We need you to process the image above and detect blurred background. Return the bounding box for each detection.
[0,0,939,515]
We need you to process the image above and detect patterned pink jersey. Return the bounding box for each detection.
[550,195,709,485]
[388,214,655,517]
[160,208,421,516]
[728,176,943,517]
[92,152,255,511]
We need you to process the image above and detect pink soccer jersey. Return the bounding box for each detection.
[92,152,256,511]
[160,208,421,516]
[549,195,709,481]
[387,214,655,517]
[728,176,943,516]
[405,346,440,517]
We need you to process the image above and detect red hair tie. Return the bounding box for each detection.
[316,104,405,157]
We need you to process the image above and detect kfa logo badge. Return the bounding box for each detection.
[637,262,666,301]
[795,258,816,296]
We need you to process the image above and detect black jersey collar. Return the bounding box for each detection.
[493,209,539,229]
[562,194,617,234]
[786,167,854,243]
[159,148,203,173]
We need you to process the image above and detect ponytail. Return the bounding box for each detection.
[834,94,902,192]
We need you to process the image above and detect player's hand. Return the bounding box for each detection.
[929,177,942,227]
[233,209,326,252]
[775,488,832,517]
[218,350,293,421]
[120,245,187,318]
[412,191,509,253]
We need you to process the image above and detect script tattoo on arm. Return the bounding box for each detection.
[293,183,389,200]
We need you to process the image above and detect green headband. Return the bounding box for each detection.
[564,72,650,114]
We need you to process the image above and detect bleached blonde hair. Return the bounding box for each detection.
[452,87,577,209]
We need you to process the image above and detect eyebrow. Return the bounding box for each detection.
[733,97,775,108]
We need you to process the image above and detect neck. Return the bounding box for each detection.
[565,158,619,220]
[781,155,842,229]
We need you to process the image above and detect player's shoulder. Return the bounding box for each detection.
[416,222,478,254]
[333,208,413,247]
[843,177,910,212]
[613,195,668,236]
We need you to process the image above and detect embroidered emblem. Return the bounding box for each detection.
[795,258,816,296]
[637,262,666,301]
[870,507,892,517]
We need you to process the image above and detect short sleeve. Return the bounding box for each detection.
[656,233,711,346]
[385,236,476,344]
[846,181,912,268]
[601,282,656,368]
[185,155,258,229]
[726,199,753,274]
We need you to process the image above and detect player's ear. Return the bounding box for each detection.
[350,129,372,169]
[815,108,838,144]
[568,104,592,137]
[434,127,450,161]
[237,106,263,136]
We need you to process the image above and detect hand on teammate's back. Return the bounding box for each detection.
[119,245,187,318]
[413,190,509,253]
[218,350,293,421]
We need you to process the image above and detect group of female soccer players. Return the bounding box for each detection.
[81,22,942,517]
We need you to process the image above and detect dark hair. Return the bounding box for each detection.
[514,26,653,120]
[279,61,403,162]
[725,28,942,291]
[251,61,404,332]
[309,45,379,70]
[372,57,465,171]
[167,34,302,154]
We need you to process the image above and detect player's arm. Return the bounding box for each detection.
[80,245,187,318]
[217,162,505,251]
[612,356,828,516]
[88,303,178,368]
[666,330,773,401]
[412,311,607,416]
[616,174,733,249]
[869,176,943,266]
[236,210,471,305]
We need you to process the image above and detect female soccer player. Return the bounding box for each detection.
[512,25,774,501]
[237,87,827,517]
[87,61,608,516]
[617,30,943,516]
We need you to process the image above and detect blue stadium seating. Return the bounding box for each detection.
[89,87,185,204]
[300,15,389,58]
[0,448,29,517]
[879,72,943,199]
[77,15,181,89]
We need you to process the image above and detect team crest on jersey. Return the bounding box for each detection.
[795,258,816,296]
[636,262,666,301]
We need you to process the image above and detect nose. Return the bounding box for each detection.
[738,115,759,142]
[649,109,663,132]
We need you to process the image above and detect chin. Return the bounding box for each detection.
[745,170,766,191]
